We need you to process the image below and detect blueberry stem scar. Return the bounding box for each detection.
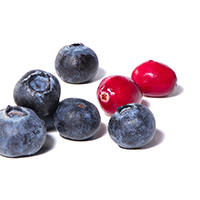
[78,104,84,108]
[28,74,50,92]
[6,105,28,118]
[117,105,132,115]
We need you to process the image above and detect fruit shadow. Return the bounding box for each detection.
[141,129,165,149]
[141,99,151,108]
[89,67,106,83]
[87,122,107,141]
[167,85,184,98]
[35,134,56,156]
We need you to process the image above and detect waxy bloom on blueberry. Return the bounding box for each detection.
[54,98,101,140]
[0,106,46,158]
[55,43,99,84]
[13,69,61,117]
[108,103,156,149]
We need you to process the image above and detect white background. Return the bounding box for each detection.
[0,0,199,199]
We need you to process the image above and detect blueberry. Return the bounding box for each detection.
[54,98,101,140]
[0,105,46,158]
[108,103,156,149]
[55,43,99,84]
[13,69,61,117]
[42,111,56,131]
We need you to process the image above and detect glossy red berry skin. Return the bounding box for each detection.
[97,75,142,115]
[131,60,177,97]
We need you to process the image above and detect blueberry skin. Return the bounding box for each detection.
[13,69,61,117]
[0,106,46,158]
[55,43,99,84]
[54,98,101,140]
[42,111,56,131]
[108,103,156,149]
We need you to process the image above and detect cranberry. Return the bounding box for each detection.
[97,75,142,115]
[131,60,177,97]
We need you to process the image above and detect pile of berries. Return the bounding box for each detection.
[0,43,177,158]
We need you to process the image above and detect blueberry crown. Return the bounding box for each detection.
[6,105,28,118]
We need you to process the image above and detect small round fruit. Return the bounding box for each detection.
[108,103,156,149]
[97,75,142,115]
[42,112,56,131]
[131,60,177,97]
[55,43,99,84]
[54,98,101,140]
[0,106,46,158]
[13,69,61,117]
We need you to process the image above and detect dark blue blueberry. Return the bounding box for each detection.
[108,103,156,149]
[55,43,99,84]
[0,105,46,158]
[42,111,56,131]
[13,69,61,117]
[54,98,101,140]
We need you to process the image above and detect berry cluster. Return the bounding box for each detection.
[0,43,177,158]
[97,60,177,148]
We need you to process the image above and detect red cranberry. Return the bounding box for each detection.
[97,75,142,115]
[131,60,177,97]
